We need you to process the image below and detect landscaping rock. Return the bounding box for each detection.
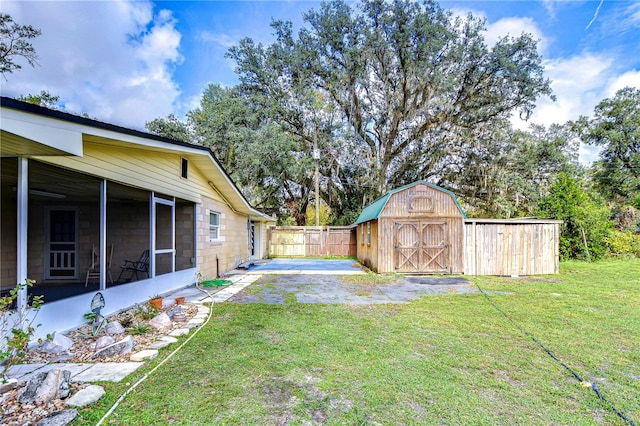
[105,321,125,334]
[51,352,75,362]
[40,332,74,354]
[65,385,105,407]
[92,335,116,351]
[0,378,19,394]
[166,305,182,319]
[18,372,47,403]
[35,369,71,402]
[91,335,134,359]
[172,312,187,322]
[36,408,78,426]
[149,312,172,330]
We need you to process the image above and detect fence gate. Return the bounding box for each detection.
[394,221,448,273]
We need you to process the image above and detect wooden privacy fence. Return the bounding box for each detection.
[268,226,356,257]
[464,219,562,276]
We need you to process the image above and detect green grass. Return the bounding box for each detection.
[340,272,396,285]
[76,258,639,425]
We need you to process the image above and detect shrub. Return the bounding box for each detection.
[537,173,611,260]
[605,230,640,257]
[1,279,44,381]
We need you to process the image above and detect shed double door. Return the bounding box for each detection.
[394,221,449,273]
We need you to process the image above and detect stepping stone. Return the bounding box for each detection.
[5,363,48,381]
[160,336,178,344]
[168,328,190,337]
[72,362,143,383]
[146,336,177,350]
[13,364,92,384]
[183,322,199,329]
[130,350,158,361]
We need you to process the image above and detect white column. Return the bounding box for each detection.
[150,192,155,278]
[99,179,107,289]
[16,157,28,310]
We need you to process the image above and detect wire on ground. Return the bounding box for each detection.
[475,282,636,426]
[96,284,216,426]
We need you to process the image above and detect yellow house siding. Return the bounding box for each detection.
[32,142,223,204]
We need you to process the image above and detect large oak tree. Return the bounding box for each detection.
[228,0,554,215]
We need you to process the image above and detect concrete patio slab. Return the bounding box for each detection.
[245,259,365,275]
[229,274,474,305]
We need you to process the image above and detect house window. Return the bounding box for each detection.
[181,158,188,179]
[361,224,365,244]
[367,222,371,246]
[209,211,220,241]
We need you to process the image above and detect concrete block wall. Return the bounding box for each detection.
[196,197,249,280]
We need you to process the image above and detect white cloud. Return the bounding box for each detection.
[0,0,183,130]
[200,31,238,49]
[620,2,640,30]
[513,55,640,165]
[523,53,614,127]
[603,69,640,97]
[485,17,549,53]
[448,7,549,54]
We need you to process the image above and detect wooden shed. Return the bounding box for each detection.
[355,181,562,276]
[354,181,466,274]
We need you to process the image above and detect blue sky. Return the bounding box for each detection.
[2,1,639,162]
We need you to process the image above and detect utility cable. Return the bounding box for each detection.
[475,282,636,426]
[96,283,215,426]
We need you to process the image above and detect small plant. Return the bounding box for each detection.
[84,312,97,325]
[127,322,150,335]
[1,279,44,382]
[148,294,163,309]
[135,304,157,320]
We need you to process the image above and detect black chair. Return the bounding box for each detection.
[117,250,150,283]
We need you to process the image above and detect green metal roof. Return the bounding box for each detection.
[353,180,467,225]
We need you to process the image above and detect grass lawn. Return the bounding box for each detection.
[78,258,639,425]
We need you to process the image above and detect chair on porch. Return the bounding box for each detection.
[85,244,114,287]
[117,249,150,283]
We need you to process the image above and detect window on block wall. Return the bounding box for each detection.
[209,211,220,241]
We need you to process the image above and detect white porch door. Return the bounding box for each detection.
[151,195,175,276]
[46,208,78,279]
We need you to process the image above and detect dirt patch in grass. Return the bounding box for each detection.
[259,376,352,424]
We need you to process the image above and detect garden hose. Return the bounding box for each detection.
[475,282,636,426]
[96,283,215,426]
